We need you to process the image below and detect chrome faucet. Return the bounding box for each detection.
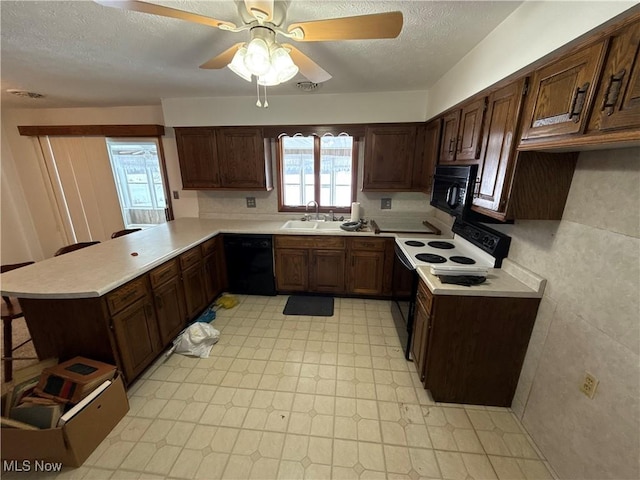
[306,200,319,220]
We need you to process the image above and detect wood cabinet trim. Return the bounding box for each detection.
[18,124,165,137]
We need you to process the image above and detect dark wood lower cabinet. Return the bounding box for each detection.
[310,249,345,294]
[111,296,162,382]
[275,248,308,291]
[20,235,225,386]
[348,250,385,295]
[416,278,540,407]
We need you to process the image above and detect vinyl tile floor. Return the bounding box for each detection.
[4,295,556,480]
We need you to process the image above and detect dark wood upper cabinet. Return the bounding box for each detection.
[473,79,527,214]
[438,98,486,164]
[175,126,272,191]
[588,20,640,132]
[520,40,608,141]
[363,124,417,191]
[175,127,220,189]
[415,119,441,193]
[216,127,272,190]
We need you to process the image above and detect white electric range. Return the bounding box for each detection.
[394,218,511,276]
[392,218,512,360]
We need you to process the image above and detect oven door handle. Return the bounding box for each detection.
[394,244,415,271]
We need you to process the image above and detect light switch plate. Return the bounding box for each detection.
[246,197,256,208]
[381,198,392,210]
[172,190,180,199]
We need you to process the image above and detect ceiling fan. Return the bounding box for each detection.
[94,0,403,93]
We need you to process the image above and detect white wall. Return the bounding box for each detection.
[162,91,429,127]
[0,106,198,259]
[425,1,638,118]
[490,148,639,480]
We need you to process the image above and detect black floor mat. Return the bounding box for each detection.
[283,295,334,316]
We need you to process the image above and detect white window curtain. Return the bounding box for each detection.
[38,136,125,244]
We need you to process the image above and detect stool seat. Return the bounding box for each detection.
[1,261,37,382]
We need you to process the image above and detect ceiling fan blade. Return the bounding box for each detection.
[288,12,403,41]
[94,0,236,29]
[283,44,332,83]
[244,0,274,22]
[199,43,244,69]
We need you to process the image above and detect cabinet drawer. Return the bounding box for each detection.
[107,277,148,315]
[350,238,386,251]
[416,280,433,314]
[180,247,202,270]
[275,235,346,249]
[201,237,218,257]
[149,259,179,288]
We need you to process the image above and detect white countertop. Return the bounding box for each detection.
[0,217,441,299]
[416,258,546,298]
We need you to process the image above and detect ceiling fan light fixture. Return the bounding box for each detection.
[257,66,281,87]
[228,46,252,82]
[271,45,298,83]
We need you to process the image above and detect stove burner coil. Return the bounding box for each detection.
[449,256,476,265]
[427,241,455,249]
[415,253,447,263]
[404,240,426,247]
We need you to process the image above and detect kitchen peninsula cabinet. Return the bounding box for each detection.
[149,259,187,346]
[180,246,207,318]
[415,277,540,407]
[202,236,226,302]
[108,278,162,382]
[438,97,486,164]
[362,124,420,191]
[175,126,272,190]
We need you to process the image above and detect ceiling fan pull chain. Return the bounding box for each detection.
[255,81,262,108]
[264,85,269,108]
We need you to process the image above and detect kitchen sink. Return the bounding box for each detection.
[280,220,345,231]
[280,220,318,230]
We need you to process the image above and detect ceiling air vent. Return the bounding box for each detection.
[296,81,321,92]
[7,89,44,99]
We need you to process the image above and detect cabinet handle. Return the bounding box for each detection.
[155,295,163,309]
[456,135,462,153]
[568,82,590,123]
[601,69,626,116]
[448,137,455,154]
[473,176,481,198]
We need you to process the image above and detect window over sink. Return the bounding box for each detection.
[277,134,357,213]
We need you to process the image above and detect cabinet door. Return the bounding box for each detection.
[419,119,442,192]
[589,21,640,132]
[216,127,269,189]
[363,125,417,190]
[309,249,345,294]
[473,79,526,213]
[521,41,607,139]
[175,127,220,189]
[348,250,385,295]
[456,97,486,162]
[275,248,308,292]
[203,253,222,303]
[111,297,161,381]
[183,263,207,319]
[439,110,461,163]
[153,276,187,346]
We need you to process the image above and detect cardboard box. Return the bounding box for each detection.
[1,373,129,467]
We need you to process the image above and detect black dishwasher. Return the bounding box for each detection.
[223,234,276,296]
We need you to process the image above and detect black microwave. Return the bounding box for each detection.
[430,164,478,218]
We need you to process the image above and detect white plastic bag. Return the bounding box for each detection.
[172,322,220,358]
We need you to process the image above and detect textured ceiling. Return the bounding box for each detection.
[0,1,523,109]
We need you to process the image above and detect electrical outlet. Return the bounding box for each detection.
[381,198,392,210]
[246,197,256,208]
[172,190,180,199]
[580,372,599,399]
